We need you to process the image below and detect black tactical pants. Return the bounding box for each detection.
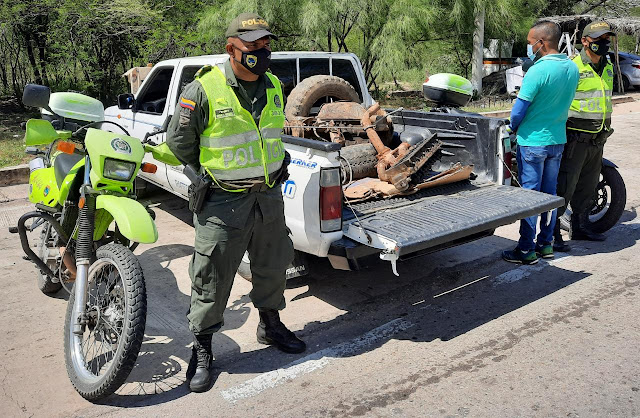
[557,130,607,217]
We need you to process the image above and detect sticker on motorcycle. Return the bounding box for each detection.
[111,138,132,154]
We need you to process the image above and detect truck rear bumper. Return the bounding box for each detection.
[327,228,495,270]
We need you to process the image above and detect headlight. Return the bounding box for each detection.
[103,158,136,181]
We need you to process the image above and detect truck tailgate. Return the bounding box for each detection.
[342,181,564,256]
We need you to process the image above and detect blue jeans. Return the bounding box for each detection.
[516,144,565,251]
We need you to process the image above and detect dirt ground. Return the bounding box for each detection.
[0,99,638,417]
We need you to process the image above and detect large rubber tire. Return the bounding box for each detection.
[559,164,626,233]
[64,243,146,401]
[285,75,361,121]
[589,165,626,233]
[340,143,378,181]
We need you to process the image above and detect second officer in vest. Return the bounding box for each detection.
[166,13,305,393]
[554,21,616,251]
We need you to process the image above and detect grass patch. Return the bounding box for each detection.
[0,100,38,168]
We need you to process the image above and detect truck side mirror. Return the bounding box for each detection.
[22,84,51,108]
[118,93,135,110]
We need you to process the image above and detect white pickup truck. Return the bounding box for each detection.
[104,52,563,277]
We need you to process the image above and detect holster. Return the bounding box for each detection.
[592,128,613,146]
[183,165,212,214]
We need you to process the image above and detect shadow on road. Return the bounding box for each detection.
[102,193,639,408]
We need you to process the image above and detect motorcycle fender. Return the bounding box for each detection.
[602,158,618,169]
[96,195,158,244]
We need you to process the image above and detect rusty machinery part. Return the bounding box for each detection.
[385,138,443,191]
[284,102,394,146]
[284,74,393,146]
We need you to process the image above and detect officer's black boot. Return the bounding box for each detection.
[257,309,306,354]
[570,212,606,241]
[188,333,213,392]
[553,220,570,252]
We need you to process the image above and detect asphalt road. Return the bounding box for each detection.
[1,100,639,417]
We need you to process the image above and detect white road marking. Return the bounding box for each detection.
[220,318,414,403]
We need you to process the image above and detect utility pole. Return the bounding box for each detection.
[471,1,485,97]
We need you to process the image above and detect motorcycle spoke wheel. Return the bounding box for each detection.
[64,243,146,401]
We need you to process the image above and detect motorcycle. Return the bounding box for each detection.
[10,84,159,400]
[559,159,627,234]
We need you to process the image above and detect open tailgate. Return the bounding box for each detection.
[340,181,563,271]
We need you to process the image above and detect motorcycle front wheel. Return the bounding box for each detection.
[63,243,147,401]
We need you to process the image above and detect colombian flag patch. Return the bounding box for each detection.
[179,97,196,111]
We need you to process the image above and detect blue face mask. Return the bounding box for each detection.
[527,40,542,62]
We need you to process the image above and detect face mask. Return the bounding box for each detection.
[233,46,271,75]
[589,39,610,56]
[527,40,542,62]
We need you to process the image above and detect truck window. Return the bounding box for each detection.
[270,59,297,97]
[331,59,363,101]
[176,66,202,101]
[299,58,330,82]
[136,67,174,114]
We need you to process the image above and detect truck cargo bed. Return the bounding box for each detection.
[340,181,564,257]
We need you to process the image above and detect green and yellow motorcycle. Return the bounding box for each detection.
[11,84,159,400]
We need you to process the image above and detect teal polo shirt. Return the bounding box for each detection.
[516,54,579,146]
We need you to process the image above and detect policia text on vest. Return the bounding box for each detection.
[567,53,614,135]
[197,66,285,188]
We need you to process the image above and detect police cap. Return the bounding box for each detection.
[225,13,278,42]
[582,21,616,39]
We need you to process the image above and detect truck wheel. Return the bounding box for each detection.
[559,165,626,233]
[285,75,360,121]
[237,252,252,282]
[340,143,378,181]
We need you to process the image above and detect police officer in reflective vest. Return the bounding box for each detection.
[166,13,305,393]
[554,21,616,251]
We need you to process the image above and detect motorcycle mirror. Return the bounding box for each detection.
[22,84,51,109]
[118,93,135,110]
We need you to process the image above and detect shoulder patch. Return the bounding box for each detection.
[179,97,196,111]
[195,65,213,79]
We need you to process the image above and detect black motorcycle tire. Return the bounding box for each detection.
[589,165,626,233]
[559,165,626,233]
[64,243,146,401]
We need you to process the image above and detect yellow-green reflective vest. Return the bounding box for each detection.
[195,66,285,187]
[567,54,613,133]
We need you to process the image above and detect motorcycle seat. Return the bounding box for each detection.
[54,153,84,189]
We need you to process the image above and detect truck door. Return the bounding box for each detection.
[129,66,175,189]
[164,64,203,198]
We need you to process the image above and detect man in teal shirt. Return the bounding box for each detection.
[503,21,579,264]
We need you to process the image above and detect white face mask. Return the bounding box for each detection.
[527,40,542,62]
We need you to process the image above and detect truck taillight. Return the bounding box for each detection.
[320,168,342,232]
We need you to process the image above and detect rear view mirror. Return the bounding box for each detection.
[118,93,135,110]
[22,84,51,108]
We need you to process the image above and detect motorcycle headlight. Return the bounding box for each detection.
[103,158,136,181]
